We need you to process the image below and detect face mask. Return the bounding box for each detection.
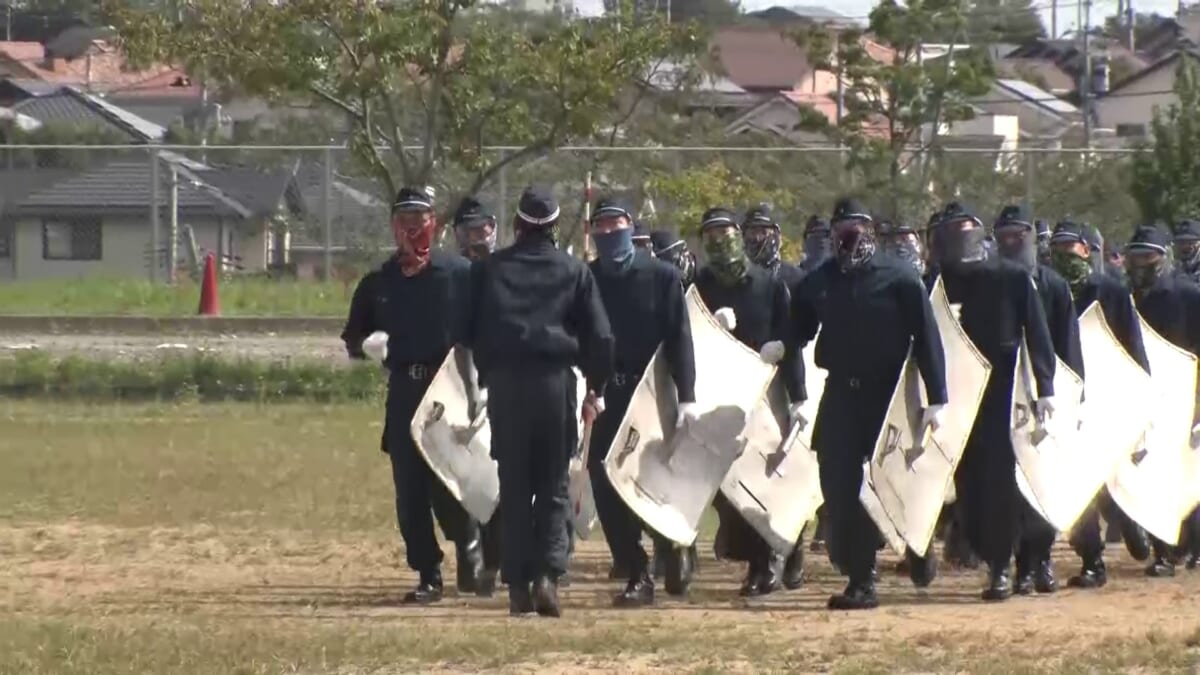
[656,242,696,287]
[593,228,635,274]
[396,220,435,276]
[1037,234,1051,265]
[456,224,496,261]
[1127,257,1166,291]
[703,229,748,285]
[803,233,831,267]
[834,227,876,272]
[892,237,926,276]
[937,226,988,268]
[745,228,781,270]
[1051,250,1092,297]
[1175,242,1200,275]
[995,228,1038,272]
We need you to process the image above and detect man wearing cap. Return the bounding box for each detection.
[789,197,947,609]
[695,205,800,596]
[631,221,654,256]
[928,201,1056,602]
[650,230,696,289]
[453,196,498,262]
[1048,220,1152,588]
[584,197,697,606]
[993,206,1083,596]
[341,186,482,605]
[880,220,927,277]
[468,185,615,617]
[799,215,833,273]
[743,203,805,291]
[1173,220,1200,285]
[1035,220,1052,266]
[1122,224,1200,576]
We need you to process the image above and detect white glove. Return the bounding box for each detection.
[788,402,808,429]
[714,307,737,331]
[1035,396,1055,422]
[759,340,785,365]
[362,331,388,362]
[476,387,489,409]
[583,392,605,424]
[921,404,945,432]
[676,402,700,429]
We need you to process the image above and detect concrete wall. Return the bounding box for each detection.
[1097,65,1178,132]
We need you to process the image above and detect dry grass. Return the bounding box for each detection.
[2,401,1200,673]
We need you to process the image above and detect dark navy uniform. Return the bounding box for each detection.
[792,235,947,609]
[800,215,832,274]
[588,201,696,603]
[1126,225,1200,574]
[1050,222,1152,587]
[695,206,800,596]
[468,186,615,616]
[341,249,476,597]
[930,202,1056,602]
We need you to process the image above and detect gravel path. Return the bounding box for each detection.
[0,334,348,362]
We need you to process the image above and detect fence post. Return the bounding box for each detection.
[497,148,508,247]
[149,147,160,283]
[167,164,179,285]
[1023,150,1035,215]
[322,146,333,281]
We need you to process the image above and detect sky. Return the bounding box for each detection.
[574,0,1189,35]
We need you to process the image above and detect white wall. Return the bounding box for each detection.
[1097,65,1179,132]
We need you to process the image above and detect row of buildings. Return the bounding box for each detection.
[1,6,1199,282]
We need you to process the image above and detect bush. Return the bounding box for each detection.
[0,352,385,403]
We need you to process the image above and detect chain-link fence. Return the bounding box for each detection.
[0,143,1146,283]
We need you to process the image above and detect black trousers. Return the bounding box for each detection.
[481,508,503,572]
[384,373,473,575]
[955,374,1021,571]
[1070,488,1131,561]
[489,365,576,586]
[1149,507,1200,560]
[1015,500,1057,572]
[814,376,890,584]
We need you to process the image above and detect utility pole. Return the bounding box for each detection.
[1051,0,1057,38]
[1083,0,1093,148]
[1127,0,1135,51]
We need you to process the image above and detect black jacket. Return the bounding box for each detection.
[792,256,948,406]
[590,254,696,403]
[1075,272,1150,372]
[1032,264,1084,379]
[1134,273,1200,357]
[468,233,615,394]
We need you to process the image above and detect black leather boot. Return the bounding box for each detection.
[533,575,561,617]
[402,570,444,605]
[1067,559,1107,589]
[907,548,937,589]
[827,579,879,610]
[783,547,805,590]
[982,564,1012,602]
[508,583,535,616]
[739,562,761,597]
[1146,556,1176,578]
[1014,558,1035,596]
[455,538,484,594]
[476,568,498,598]
[757,554,783,596]
[1035,560,1058,594]
[613,572,655,608]
[664,546,693,597]
[1121,521,1151,562]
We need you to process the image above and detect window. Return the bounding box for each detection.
[42,219,102,261]
[0,221,11,259]
[1116,123,1147,138]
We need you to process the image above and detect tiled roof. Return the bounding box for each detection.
[0,40,201,99]
[11,87,167,141]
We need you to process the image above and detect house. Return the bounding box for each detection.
[0,156,307,281]
[0,39,200,99]
[709,26,816,94]
[1134,10,1200,62]
[969,78,1081,142]
[1001,38,1148,99]
[3,85,168,142]
[641,60,760,117]
[744,5,858,28]
[1095,48,1200,139]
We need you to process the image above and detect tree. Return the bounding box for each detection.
[1131,58,1200,226]
[1103,11,1170,49]
[796,0,994,222]
[963,0,1044,44]
[104,0,697,205]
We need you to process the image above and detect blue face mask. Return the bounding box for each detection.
[593,228,635,273]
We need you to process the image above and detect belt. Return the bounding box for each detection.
[393,362,436,381]
[828,372,890,391]
[611,371,637,388]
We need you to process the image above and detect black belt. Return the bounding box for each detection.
[392,362,437,381]
[610,371,638,388]
[828,372,891,390]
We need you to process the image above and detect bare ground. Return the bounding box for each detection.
[0,334,345,362]
[3,522,1200,673]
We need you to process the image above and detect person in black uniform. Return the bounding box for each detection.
[1123,224,1200,576]
[1048,221,1152,588]
[584,197,697,607]
[1035,219,1052,266]
[1173,219,1200,285]
[929,201,1057,602]
[694,206,801,597]
[341,186,482,604]
[992,206,1082,596]
[468,185,615,617]
[880,220,927,276]
[800,215,832,274]
[650,229,696,288]
[741,202,809,588]
[790,198,948,610]
[632,221,654,256]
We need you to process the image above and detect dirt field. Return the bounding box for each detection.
[2,401,1200,674]
[1,334,345,363]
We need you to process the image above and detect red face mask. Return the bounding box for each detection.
[393,214,435,276]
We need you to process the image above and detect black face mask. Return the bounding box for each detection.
[803,233,831,267]
[995,227,1038,272]
[745,228,782,270]
[1175,241,1200,276]
[1037,233,1051,265]
[890,237,926,275]
[834,227,876,271]
[937,226,988,268]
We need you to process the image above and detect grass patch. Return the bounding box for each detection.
[0,277,356,317]
[0,401,392,530]
[0,352,384,403]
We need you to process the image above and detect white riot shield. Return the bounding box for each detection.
[604,286,776,546]
[1107,312,1198,544]
[410,347,500,523]
[568,418,598,537]
[717,341,826,554]
[1013,303,1152,532]
[861,278,991,557]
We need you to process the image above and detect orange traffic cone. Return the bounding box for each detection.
[198,253,220,316]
